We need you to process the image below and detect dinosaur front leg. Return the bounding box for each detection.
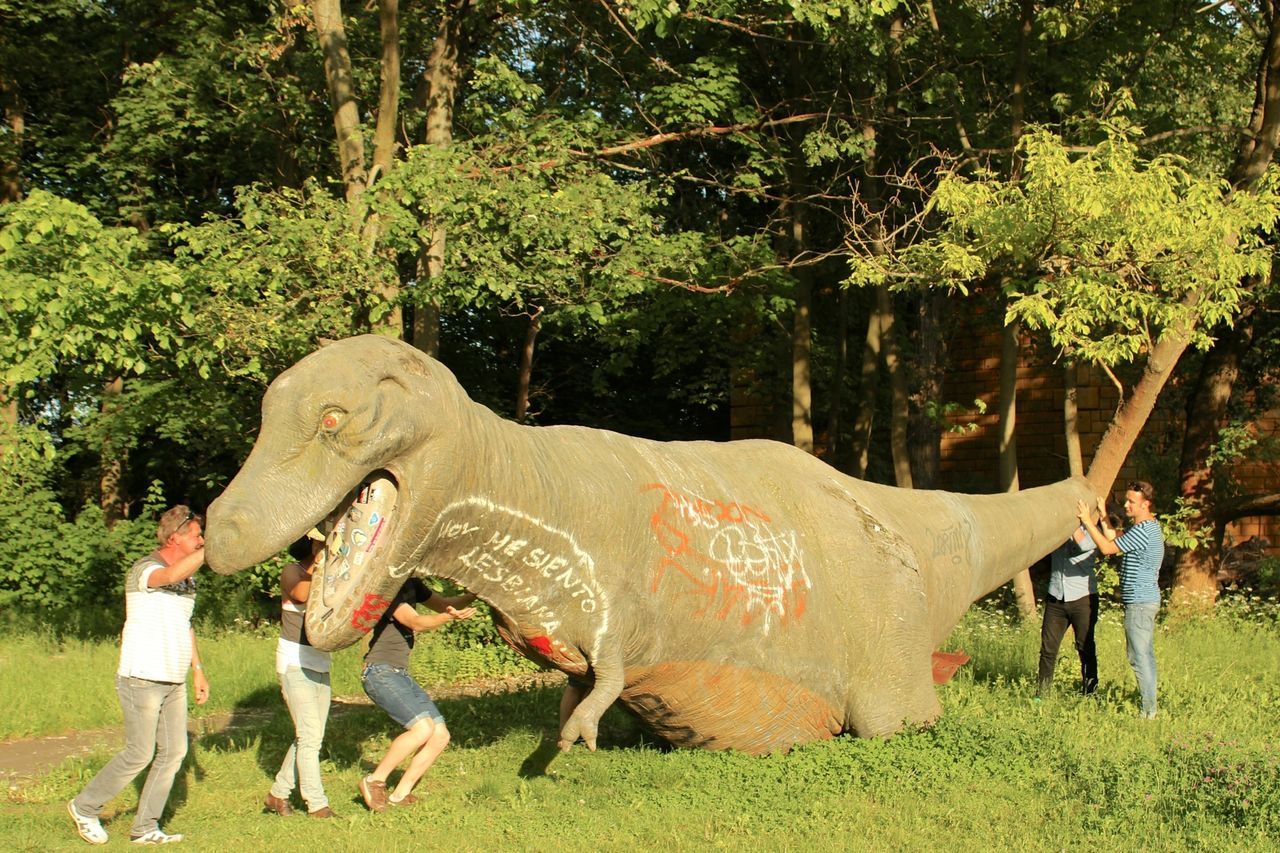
[559,642,624,752]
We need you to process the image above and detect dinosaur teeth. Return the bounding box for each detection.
[312,472,400,614]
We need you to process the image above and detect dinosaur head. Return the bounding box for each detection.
[204,335,470,648]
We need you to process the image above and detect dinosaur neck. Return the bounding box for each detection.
[911,477,1095,644]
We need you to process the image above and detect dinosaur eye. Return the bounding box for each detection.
[320,409,344,432]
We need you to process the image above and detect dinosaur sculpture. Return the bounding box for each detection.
[205,335,1092,755]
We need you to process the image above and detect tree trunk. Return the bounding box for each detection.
[908,290,947,489]
[850,287,883,478]
[999,320,1035,618]
[1171,310,1256,609]
[411,300,441,358]
[1,71,21,204]
[410,0,469,356]
[849,115,886,478]
[310,0,368,205]
[1002,3,1037,618]
[1169,11,1280,608]
[99,377,127,528]
[515,307,542,422]
[882,287,912,487]
[371,0,401,185]
[791,273,814,454]
[1087,325,1195,493]
[825,286,848,466]
[1063,358,1084,478]
[360,0,405,336]
[1233,9,1280,189]
[1009,0,1035,181]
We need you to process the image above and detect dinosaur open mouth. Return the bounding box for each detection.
[315,470,399,611]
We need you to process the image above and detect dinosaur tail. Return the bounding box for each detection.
[875,477,1095,646]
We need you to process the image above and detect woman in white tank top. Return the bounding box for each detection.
[264,536,335,818]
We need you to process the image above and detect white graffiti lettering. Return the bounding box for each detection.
[411,498,609,658]
[646,483,810,636]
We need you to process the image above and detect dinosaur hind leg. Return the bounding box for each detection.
[843,648,942,737]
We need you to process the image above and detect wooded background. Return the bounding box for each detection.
[3,0,1279,621]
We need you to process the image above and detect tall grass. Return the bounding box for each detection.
[0,621,535,740]
[5,601,1280,851]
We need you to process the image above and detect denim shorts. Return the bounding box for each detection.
[361,663,444,729]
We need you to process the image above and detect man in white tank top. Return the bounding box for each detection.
[68,506,209,845]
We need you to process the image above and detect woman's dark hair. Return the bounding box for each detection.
[288,537,314,563]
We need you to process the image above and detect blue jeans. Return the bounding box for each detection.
[73,676,188,836]
[362,663,443,729]
[1123,602,1160,716]
[270,666,331,811]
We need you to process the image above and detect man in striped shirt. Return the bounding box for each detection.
[1078,480,1165,719]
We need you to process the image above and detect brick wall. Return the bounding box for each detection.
[1222,411,1280,552]
[724,300,1278,556]
[940,303,1279,555]
[938,305,1128,493]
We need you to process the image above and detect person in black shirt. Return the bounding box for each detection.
[357,579,476,811]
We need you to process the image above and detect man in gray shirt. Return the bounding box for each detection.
[1038,498,1116,695]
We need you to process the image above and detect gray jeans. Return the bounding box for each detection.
[269,666,332,811]
[73,676,188,836]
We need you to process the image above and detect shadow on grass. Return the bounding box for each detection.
[957,652,1138,716]
[163,677,670,813]
[452,685,669,779]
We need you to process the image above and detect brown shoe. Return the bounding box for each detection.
[263,793,294,816]
[388,793,418,807]
[359,776,388,812]
[308,807,336,818]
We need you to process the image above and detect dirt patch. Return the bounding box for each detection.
[1,671,564,786]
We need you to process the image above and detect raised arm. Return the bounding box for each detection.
[424,591,478,613]
[281,560,314,604]
[391,597,477,633]
[148,547,206,588]
[1077,500,1120,556]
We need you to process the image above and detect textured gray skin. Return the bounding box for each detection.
[205,335,1092,755]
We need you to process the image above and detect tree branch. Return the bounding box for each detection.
[1215,492,1280,522]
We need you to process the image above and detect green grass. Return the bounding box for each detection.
[0,622,537,741]
[5,601,1280,851]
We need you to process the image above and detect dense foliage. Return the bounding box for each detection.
[3,1,1279,617]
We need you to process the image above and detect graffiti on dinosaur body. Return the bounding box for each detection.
[406,497,610,658]
[644,483,811,635]
[350,592,390,632]
[928,520,974,567]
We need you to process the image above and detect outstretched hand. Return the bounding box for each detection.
[1076,499,1092,524]
[446,606,477,621]
[1096,495,1107,517]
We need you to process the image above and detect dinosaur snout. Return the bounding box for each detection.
[203,509,248,575]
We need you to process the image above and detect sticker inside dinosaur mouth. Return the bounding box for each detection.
[316,471,398,609]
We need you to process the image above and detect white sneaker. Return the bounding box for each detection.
[130,829,184,845]
[67,800,108,845]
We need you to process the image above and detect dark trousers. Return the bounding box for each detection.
[1037,593,1099,693]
